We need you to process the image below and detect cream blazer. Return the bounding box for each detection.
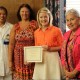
[0,22,13,76]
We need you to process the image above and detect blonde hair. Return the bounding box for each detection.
[66,9,79,17]
[37,7,53,28]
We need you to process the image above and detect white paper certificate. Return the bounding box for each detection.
[24,46,43,62]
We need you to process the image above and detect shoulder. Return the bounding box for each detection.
[30,20,38,30]
[14,22,19,27]
[34,28,40,36]
[34,28,39,33]
[5,22,13,28]
[30,20,37,26]
[62,31,71,41]
[76,27,80,36]
[13,22,20,30]
[51,26,61,31]
[6,22,13,25]
[75,28,80,42]
[51,26,62,35]
[64,30,71,36]
[30,20,37,23]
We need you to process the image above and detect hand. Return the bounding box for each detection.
[65,70,78,79]
[24,61,31,65]
[8,61,13,71]
[42,45,48,51]
[66,77,69,80]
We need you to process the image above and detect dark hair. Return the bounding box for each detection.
[17,4,36,21]
[0,6,8,16]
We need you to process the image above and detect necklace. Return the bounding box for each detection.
[69,32,75,41]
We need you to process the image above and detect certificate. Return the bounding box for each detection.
[24,46,43,62]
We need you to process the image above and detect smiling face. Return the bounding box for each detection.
[66,13,80,31]
[38,12,49,27]
[0,9,7,24]
[20,7,30,21]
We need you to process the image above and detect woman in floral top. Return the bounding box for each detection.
[8,4,37,80]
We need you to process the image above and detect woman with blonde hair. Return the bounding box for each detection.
[33,7,63,80]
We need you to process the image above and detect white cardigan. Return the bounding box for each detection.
[0,22,13,76]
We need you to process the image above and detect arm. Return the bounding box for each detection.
[48,46,61,52]
[8,26,16,69]
[65,69,79,79]
[31,20,38,30]
[48,28,63,52]
[70,43,80,78]
[65,40,80,79]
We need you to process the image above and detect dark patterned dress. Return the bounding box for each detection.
[13,20,37,80]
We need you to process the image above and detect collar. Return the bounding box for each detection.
[66,27,80,40]
[0,22,6,29]
[38,26,52,31]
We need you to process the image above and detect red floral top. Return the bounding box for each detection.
[13,20,37,80]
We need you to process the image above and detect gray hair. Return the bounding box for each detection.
[66,9,79,17]
[37,7,53,28]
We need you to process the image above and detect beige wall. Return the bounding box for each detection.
[0,0,44,24]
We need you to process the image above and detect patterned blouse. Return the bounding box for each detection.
[13,20,37,80]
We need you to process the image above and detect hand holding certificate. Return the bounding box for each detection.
[24,46,43,63]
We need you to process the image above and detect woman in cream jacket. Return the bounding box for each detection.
[0,6,13,80]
